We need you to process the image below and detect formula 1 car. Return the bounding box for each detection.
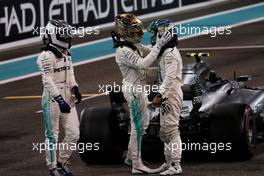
[78,53,264,164]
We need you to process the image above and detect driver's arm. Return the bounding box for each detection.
[37,52,60,98]
[116,46,159,70]
[134,43,151,57]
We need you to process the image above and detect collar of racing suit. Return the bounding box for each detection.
[158,34,179,58]
[117,41,142,57]
[118,41,137,51]
[41,44,71,58]
[111,31,141,55]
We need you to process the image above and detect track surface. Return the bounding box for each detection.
[1,1,264,176]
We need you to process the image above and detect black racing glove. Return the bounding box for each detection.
[161,101,172,115]
[54,95,71,113]
[72,86,82,104]
[148,91,162,101]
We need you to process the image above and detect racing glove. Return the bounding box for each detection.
[54,95,71,113]
[72,86,82,104]
[155,26,174,50]
[148,92,163,108]
[161,102,172,115]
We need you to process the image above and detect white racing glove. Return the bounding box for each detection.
[154,26,175,50]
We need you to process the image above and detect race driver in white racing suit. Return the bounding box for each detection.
[148,19,183,175]
[37,20,82,176]
[112,14,173,174]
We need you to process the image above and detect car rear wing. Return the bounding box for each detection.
[186,52,209,62]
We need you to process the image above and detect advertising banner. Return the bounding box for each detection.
[0,0,209,45]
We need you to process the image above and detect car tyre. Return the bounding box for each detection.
[209,104,256,160]
[78,107,122,164]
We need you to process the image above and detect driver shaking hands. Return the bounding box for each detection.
[148,19,183,175]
